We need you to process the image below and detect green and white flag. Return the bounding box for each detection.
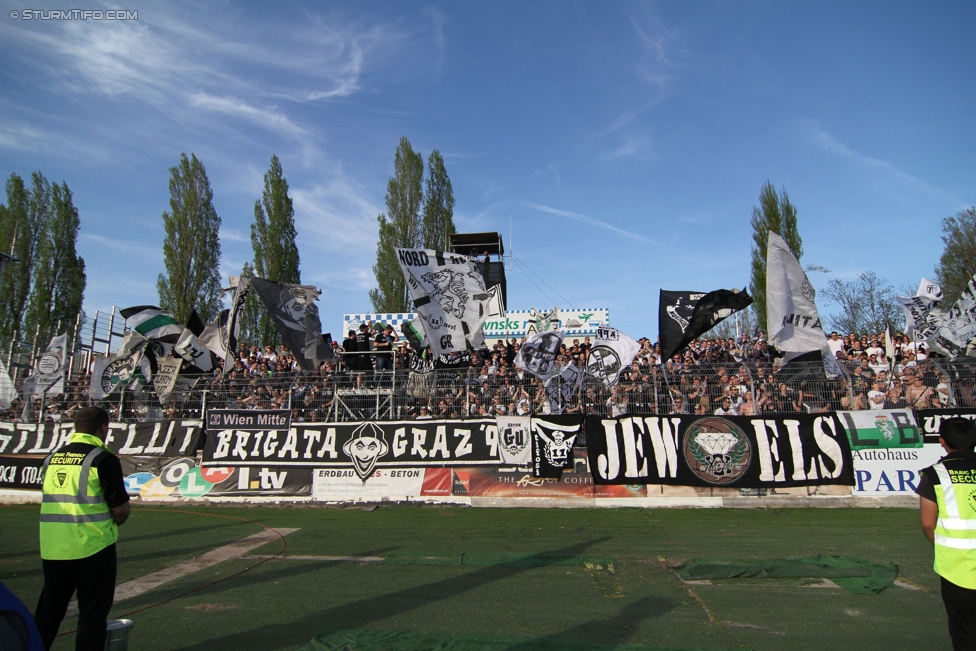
[120,305,184,340]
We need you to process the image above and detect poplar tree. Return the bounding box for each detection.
[250,154,300,345]
[0,172,49,346]
[935,207,976,305]
[749,180,802,333]
[421,149,456,251]
[157,153,223,324]
[24,181,86,344]
[369,137,424,313]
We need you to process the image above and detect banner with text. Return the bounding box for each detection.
[203,419,501,483]
[585,413,855,488]
[0,420,204,457]
[914,408,976,444]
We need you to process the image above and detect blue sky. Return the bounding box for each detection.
[0,1,973,339]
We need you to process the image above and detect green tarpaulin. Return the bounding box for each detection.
[674,555,898,594]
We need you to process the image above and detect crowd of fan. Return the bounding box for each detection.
[7,322,973,424]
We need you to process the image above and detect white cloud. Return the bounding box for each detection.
[189,92,308,138]
[524,203,661,245]
[803,122,966,207]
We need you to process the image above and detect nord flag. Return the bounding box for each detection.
[396,248,490,356]
[120,306,184,340]
[659,289,752,362]
[251,277,324,372]
[766,232,827,353]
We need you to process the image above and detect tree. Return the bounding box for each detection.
[749,180,802,333]
[157,153,223,324]
[23,181,86,345]
[0,172,50,346]
[935,207,976,305]
[820,271,903,336]
[369,137,424,313]
[421,150,455,251]
[250,155,300,345]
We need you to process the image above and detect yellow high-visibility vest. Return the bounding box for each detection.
[39,432,118,560]
[932,460,976,589]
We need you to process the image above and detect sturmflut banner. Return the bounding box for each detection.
[0,421,204,457]
[203,418,502,483]
[585,414,855,488]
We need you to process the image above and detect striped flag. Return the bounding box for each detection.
[120,306,184,340]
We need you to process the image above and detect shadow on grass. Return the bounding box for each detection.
[112,546,402,615]
[171,538,622,651]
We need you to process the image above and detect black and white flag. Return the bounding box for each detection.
[918,277,944,303]
[89,331,151,400]
[222,276,251,374]
[532,415,583,479]
[153,357,183,404]
[514,330,564,380]
[544,361,584,415]
[659,289,753,362]
[584,326,640,388]
[928,273,976,359]
[396,248,490,356]
[251,277,323,372]
[175,328,213,372]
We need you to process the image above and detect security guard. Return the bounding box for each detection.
[34,406,130,651]
[917,417,976,650]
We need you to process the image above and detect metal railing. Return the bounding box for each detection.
[5,356,974,424]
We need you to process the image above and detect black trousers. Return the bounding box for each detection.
[942,576,976,651]
[34,543,116,651]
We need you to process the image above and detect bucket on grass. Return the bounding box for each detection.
[105,619,133,651]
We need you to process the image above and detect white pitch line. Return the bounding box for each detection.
[65,528,299,618]
[243,554,384,562]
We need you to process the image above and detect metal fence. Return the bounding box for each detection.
[6,354,975,424]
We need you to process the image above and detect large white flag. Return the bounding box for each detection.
[766,232,828,353]
[0,358,18,409]
[897,295,942,341]
[584,326,640,387]
[26,334,67,397]
[397,248,490,356]
[928,273,976,360]
[514,330,565,380]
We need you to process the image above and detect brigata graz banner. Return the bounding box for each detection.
[203,419,501,483]
[585,414,855,488]
[0,420,204,457]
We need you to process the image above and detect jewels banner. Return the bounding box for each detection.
[585,413,855,488]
